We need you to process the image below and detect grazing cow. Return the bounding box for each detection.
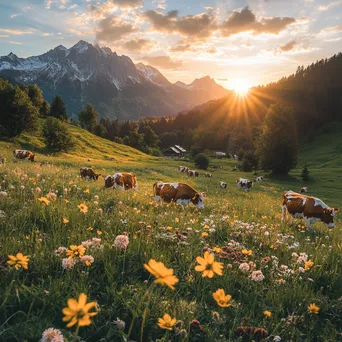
[220,181,227,189]
[236,178,253,192]
[256,176,264,182]
[187,170,199,177]
[103,172,137,190]
[300,187,308,194]
[153,182,205,209]
[282,190,339,229]
[205,173,212,178]
[13,149,36,162]
[80,167,101,180]
[178,166,189,173]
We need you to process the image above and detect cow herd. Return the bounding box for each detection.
[9,149,340,230]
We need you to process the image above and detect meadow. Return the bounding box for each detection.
[0,124,342,342]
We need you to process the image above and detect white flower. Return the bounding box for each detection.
[264,231,270,236]
[94,195,99,200]
[94,201,98,206]
[35,187,41,194]
[113,235,129,250]
[62,258,76,270]
[250,270,265,282]
[20,185,25,190]
[274,336,282,342]
[291,252,299,259]
[80,255,94,267]
[63,188,68,195]
[54,247,66,256]
[8,185,15,190]
[298,267,305,273]
[0,191,7,197]
[114,317,126,330]
[239,262,250,272]
[41,327,64,342]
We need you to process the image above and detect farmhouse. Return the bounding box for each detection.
[162,145,187,158]
[215,151,226,158]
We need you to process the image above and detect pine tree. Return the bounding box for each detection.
[49,95,67,121]
[78,104,98,133]
[301,165,310,181]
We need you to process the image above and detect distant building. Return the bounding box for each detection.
[162,145,187,158]
[215,152,226,158]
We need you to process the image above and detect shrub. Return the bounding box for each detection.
[191,145,202,158]
[239,158,253,172]
[78,104,98,133]
[43,117,74,152]
[194,153,210,170]
[301,165,310,181]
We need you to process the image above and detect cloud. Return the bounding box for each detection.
[278,39,297,52]
[122,38,154,51]
[10,14,20,19]
[90,0,142,17]
[108,0,142,7]
[45,0,69,9]
[220,7,296,37]
[8,41,23,45]
[318,0,342,11]
[96,15,137,42]
[142,55,183,69]
[170,42,194,52]
[317,25,342,36]
[143,10,217,39]
[0,28,35,35]
[274,40,313,54]
[206,47,217,54]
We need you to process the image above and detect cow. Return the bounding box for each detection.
[178,166,189,173]
[282,190,339,229]
[80,167,101,180]
[0,156,4,164]
[153,182,205,209]
[220,181,227,189]
[13,149,36,162]
[300,187,308,194]
[103,172,137,190]
[236,178,253,192]
[187,170,199,177]
[205,173,212,178]
[256,176,264,182]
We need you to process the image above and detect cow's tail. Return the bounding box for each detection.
[153,182,158,196]
[281,191,288,222]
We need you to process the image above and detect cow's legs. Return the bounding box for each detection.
[304,217,311,230]
[281,205,287,222]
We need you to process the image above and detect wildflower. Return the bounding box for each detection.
[93,201,98,206]
[264,310,272,318]
[64,199,69,204]
[38,197,50,206]
[239,262,250,272]
[242,249,253,256]
[62,258,76,270]
[113,235,129,250]
[55,247,67,256]
[113,318,125,330]
[47,192,57,200]
[62,293,98,328]
[7,253,29,270]
[250,270,265,282]
[0,191,8,197]
[195,251,223,278]
[66,245,85,258]
[84,189,90,193]
[201,232,208,238]
[63,218,69,224]
[304,260,314,270]
[94,195,99,201]
[213,247,222,253]
[203,224,210,229]
[212,289,232,308]
[20,185,25,190]
[80,255,94,267]
[77,203,88,213]
[64,188,68,195]
[157,314,176,330]
[308,303,320,315]
[144,259,179,290]
[87,227,94,231]
[175,217,179,223]
[41,327,64,342]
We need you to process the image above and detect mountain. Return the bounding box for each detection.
[0,40,230,120]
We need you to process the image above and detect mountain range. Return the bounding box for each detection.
[0,40,229,120]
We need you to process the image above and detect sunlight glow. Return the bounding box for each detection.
[229,78,251,95]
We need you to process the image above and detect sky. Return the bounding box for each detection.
[0,0,341,88]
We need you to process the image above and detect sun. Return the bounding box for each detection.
[229,78,251,95]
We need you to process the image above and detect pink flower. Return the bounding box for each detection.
[62,258,76,270]
[239,262,250,272]
[113,235,129,250]
[250,270,265,282]
[41,327,64,342]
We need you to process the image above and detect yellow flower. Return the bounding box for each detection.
[157,314,176,331]
[167,226,173,231]
[195,251,223,278]
[65,199,69,204]
[305,260,314,270]
[264,310,272,318]
[87,227,94,231]
[242,249,253,256]
[66,245,85,258]
[201,232,208,238]
[203,224,210,229]
[38,197,50,206]
[308,303,320,315]
[62,293,98,328]
[7,253,29,270]
[213,247,222,253]
[63,218,69,224]
[144,259,179,290]
[97,230,102,236]
[175,218,179,223]
[84,189,90,193]
[77,203,88,213]
[212,289,232,308]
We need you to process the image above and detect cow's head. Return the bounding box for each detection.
[103,175,114,188]
[236,178,240,184]
[95,174,101,180]
[29,154,36,162]
[322,208,339,228]
[192,192,205,209]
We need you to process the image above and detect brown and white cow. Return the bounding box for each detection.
[13,149,36,162]
[80,167,101,180]
[300,187,308,194]
[178,166,190,173]
[236,178,253,192]
[205,173,212,178]
[104,172,137,190]
[153,182,205,209]
[187,170,199,177]
[256,176,264,182]
[220,181,227,189]
[282,190,339,229]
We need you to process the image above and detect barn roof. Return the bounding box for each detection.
[175,145,186,152]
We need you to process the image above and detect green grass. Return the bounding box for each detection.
[0,125,342,341]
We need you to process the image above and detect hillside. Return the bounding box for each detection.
[0,122,152,164]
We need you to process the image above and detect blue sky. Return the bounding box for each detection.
[0,0,341,87]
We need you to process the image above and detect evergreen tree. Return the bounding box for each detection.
[256,103,298,174]
[78,104,98,133]
[143,126,159,148]
[49,95,67,121]
[94,124,107,138]
[301,164,310,181]
[40,100,50,117]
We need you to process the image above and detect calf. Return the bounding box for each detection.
[178,166,189,173]
[236,178,253,192]
[282,190,339,229]
[205,173,212,178]
[104,172,137,190]
[187,170,199,177]
[153,182,205,209]
[256,176,264,182]
[13,149,36,162]
[220,181,227,189]
[300,187,308,194]
[80,167,101,180]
